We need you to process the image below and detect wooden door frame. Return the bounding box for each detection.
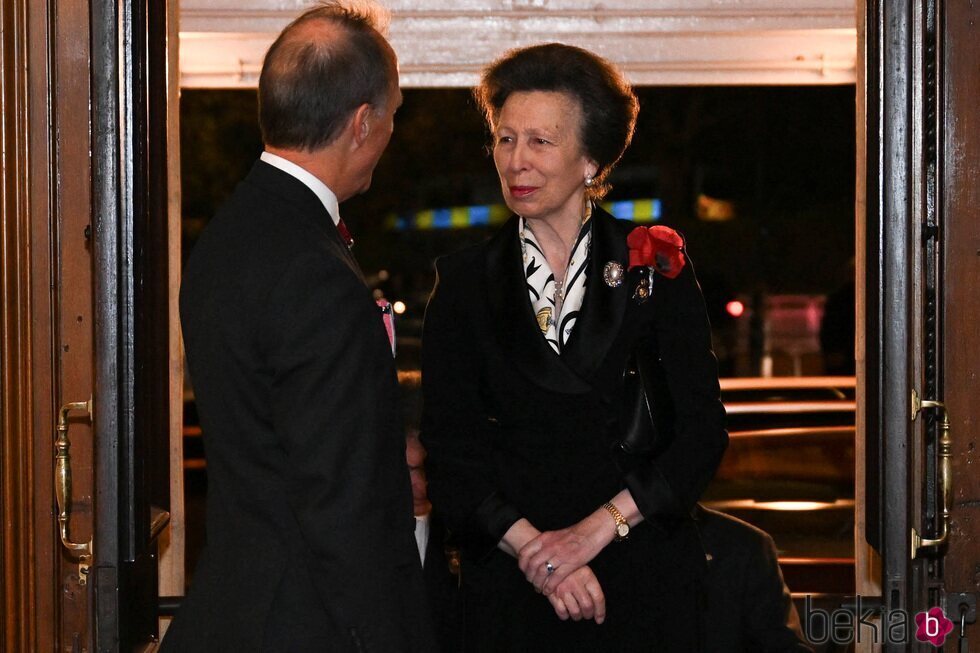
[1,0,39,647]
[160,0,186,635]
[860,3,945,647]
[3,0,183,648]
[853,0,881,615]
[2,0,81,649]
[864,0,923,626]
[90,0,177,648]
[5,0,105,647]
[858,1,980,649]
[938,0,980,644]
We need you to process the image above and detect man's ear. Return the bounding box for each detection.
[351,103,373,148]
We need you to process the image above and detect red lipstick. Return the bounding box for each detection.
[510,186,538,198]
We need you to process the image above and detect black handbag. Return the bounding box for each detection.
[616,337,674,459]
[613,338,695,523]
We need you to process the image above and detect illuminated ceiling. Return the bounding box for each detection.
[179,0,857,88]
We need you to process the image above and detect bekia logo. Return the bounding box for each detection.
[804,596,955,646]
[915,607,954,647]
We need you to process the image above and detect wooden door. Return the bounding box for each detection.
[1,0,177,650]
[2,1,99,648]
[860,0,980,650]
[90,0,176,649]
[938,0,980,647]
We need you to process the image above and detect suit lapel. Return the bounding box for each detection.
[560,207,630,379]
[485,216,593,394]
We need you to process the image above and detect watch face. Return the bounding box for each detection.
[616,523,630,538]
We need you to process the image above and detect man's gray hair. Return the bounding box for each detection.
[258,1,397,150]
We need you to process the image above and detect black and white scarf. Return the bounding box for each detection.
[520,215,592,353]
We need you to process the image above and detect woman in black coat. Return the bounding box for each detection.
[421,43,728,651]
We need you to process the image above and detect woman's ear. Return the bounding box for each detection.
[585,160,599,180]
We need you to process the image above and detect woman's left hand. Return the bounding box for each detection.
[545,565,606,623]
[518,510,613,594]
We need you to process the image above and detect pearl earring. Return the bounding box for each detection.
[584,176,594,188]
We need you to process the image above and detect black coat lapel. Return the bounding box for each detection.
[245,160,367,285]
[484,216,593,394]
[561,207,630,379]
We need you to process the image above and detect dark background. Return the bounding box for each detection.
[181,85,856,368]
[179,85,857,588]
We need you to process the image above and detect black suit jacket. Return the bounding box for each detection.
[422,208,728,554]
[421,208,728,650]
[696,507,813,653]
[164,161,434,652]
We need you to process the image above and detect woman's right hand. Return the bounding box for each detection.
[545,566,606,624]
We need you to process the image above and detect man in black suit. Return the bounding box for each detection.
[163,3,434,651]
[697,506,813,652]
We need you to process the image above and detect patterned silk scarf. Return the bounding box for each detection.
[520,211,592,354]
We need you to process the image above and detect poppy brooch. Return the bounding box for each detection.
[618,226,686,303]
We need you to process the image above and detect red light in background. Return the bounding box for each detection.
[726,300,745,318]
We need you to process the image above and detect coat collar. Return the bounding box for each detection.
[484,206,629,394]
[560,205,630,378]
[246,160,366,284]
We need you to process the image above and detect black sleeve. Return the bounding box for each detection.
[623,250,730,523]
[421,257,522,558]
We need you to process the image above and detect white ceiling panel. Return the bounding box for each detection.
[179,1,857,88]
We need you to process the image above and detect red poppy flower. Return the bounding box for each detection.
[626,226,686,279]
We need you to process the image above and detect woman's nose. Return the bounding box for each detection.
[507,141,528,172]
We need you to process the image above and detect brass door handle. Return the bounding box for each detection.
[911,391,952,558]
[55,399,93,584]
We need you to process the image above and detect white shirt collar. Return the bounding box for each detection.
[414,514,430,566]
[260,151,340,226]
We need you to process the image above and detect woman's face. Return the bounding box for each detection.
[492,91,597,225]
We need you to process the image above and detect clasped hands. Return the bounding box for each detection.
[516,510,615,624]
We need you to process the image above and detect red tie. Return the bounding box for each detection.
[336,218,354,249]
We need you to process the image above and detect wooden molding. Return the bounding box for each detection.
[1,0,38,649]
[159,0,186,637]
[852,2,882,634]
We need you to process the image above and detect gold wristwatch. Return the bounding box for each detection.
[602,502,630,541]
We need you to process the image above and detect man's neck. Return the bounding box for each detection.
[264,145,350,201]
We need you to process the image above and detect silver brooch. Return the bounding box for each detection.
[603,261,625,288]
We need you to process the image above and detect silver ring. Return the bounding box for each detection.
[545,561,555,576]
